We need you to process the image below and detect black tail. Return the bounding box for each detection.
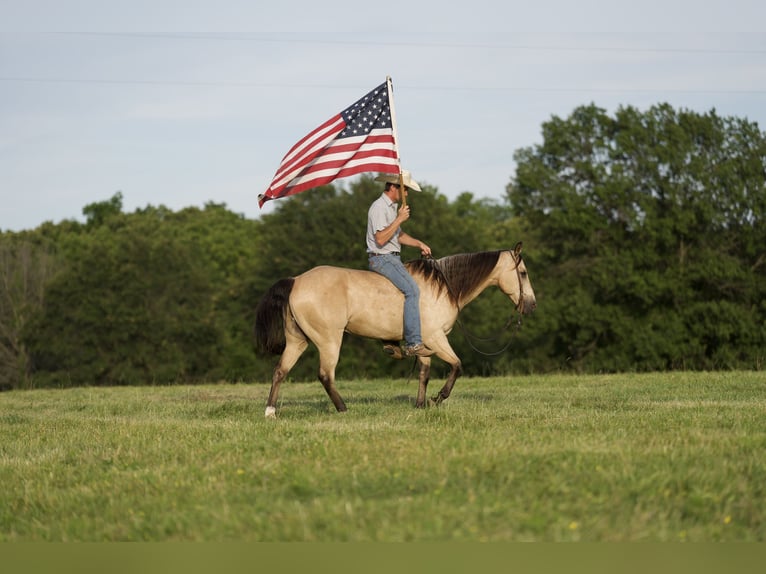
[254,277,295,355]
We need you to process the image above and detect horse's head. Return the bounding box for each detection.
[498,242,537,315]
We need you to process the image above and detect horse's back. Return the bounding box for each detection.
[294,265,394,294]
[293,265,401,309]
[291,265,404,339]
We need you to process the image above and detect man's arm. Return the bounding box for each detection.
[399,232,432,257]
[374,205,410,247]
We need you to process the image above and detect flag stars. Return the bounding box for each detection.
[338,83,393,137]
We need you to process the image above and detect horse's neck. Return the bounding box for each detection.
[456,276,496,308]
[441,253,500,309]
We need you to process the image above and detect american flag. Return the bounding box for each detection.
[259,80,400,207]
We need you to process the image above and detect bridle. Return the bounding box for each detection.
[511,250,527,314]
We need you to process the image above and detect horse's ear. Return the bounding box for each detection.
[513,242,523,257]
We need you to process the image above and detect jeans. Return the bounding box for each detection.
[368,254,422,346]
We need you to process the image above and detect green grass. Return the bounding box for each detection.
[1,372,764,541]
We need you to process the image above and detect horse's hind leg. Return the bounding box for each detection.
[265,331,308,418]
[316,335,347,412]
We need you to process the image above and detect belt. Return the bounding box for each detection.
[368,252,399,257]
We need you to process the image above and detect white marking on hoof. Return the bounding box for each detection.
[265,406,277,419]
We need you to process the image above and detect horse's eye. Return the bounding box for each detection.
[521,271,528,278]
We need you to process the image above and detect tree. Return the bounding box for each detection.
[0,236,61,388]
[82,191,125,228]
[23,211,222,386]
[507,103,766,371]
[163,202,264,381]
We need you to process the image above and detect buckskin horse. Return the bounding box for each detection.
[254,242,536,418]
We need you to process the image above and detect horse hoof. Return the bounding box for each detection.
[265,406,277,419]
[383,344,404,360]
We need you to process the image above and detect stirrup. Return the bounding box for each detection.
[404,343,434,357]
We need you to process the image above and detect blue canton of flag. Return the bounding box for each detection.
[338,84,393,137]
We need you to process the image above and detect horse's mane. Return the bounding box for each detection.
[406,251,503,306]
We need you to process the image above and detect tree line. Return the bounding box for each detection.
[1,102,764,389]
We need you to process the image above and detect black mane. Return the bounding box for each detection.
[406,251,503,306]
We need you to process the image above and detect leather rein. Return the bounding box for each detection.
[432,250,526,357]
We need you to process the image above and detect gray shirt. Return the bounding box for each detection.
[366,193,400,254]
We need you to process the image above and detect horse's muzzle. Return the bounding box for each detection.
[517,295,537,315]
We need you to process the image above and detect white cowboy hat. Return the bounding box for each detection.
[374,170,422,192]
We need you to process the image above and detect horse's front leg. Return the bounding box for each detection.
[431,360,463,406]
[415,357,431,408]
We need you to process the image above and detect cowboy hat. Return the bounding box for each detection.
[374,170,422,192]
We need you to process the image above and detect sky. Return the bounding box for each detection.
[1,0,765,232]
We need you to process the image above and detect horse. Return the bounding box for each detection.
[254,242,536,418]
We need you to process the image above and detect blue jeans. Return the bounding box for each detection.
[368,254,422,346]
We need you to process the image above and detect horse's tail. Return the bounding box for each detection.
[254,277,295,355]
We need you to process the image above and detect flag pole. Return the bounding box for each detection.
[386,75,406,207]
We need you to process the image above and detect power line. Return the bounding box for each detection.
[1,76,765,95]
[22,31,766,56]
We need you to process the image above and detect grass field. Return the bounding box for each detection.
[0,371,764,541]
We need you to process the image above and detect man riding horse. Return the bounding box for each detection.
[366,170,433,358]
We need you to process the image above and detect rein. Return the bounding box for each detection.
[430,250,526,357]
[456,311,523,357]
